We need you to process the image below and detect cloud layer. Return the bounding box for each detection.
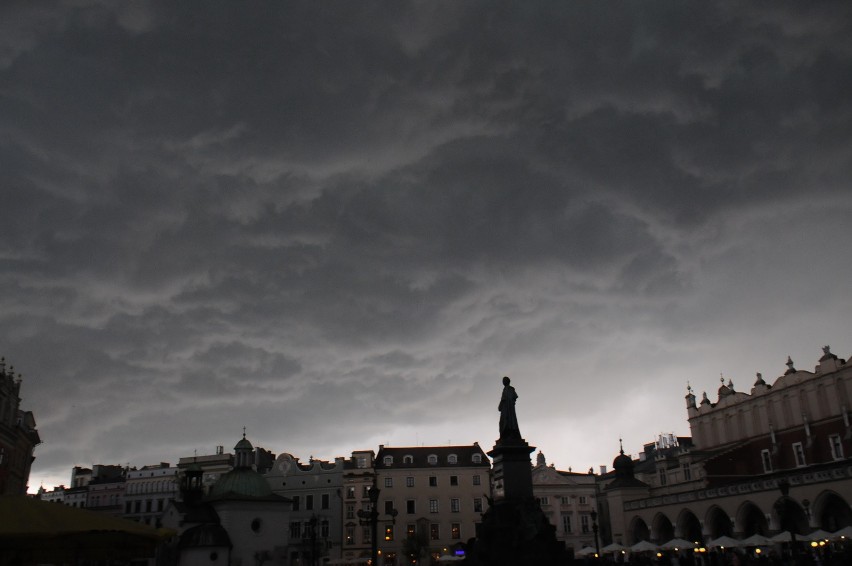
[2,1,851,490]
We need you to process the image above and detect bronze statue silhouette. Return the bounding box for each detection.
[498,376,521,439]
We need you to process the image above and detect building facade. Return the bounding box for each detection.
[124,463,180,526]
[0,357,40,495]
[530,451,598,554]
[340,449,378,564]
[373,444,491,565]
[266,452,345,564]
[598,345,852,547]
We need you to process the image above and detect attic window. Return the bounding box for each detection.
[403,455,414,464]
[427,454,438,465]
[447,454,458,464]
[383,456,394,466]
[472,454,482,464]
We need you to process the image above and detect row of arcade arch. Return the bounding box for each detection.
[628,490,852,544]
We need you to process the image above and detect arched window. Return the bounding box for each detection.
[383,456,394,466]
[447,454,458,464]
[427,454,438,465]
[472,454,482,464]
[403,455,414,464]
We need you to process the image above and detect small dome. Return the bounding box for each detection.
[209,468,273,500]
[235,436,253,451]
[613,451,632,474]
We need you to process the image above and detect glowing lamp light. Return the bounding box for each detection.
[811,542,818,548]
[755,548,762,555]
[656,553,662,558]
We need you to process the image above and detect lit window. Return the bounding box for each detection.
[430,523,440,540]
[793,442,806,467]
[346,526,355,545]
[407,524,416,538]
[829,434,844,460]
[761,449,773,473]
[385,525,394,541]
[451,523,461,539]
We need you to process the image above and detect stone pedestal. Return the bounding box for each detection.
[465,437,565,566]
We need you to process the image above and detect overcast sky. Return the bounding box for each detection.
[3,1,852,492]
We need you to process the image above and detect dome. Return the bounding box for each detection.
[613,451,633,476]
[208,468,273,500]
[234,436,254,451]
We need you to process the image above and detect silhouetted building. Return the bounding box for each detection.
[0,357,40,495]
[598,345,852,546]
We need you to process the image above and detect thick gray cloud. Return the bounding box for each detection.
[2,1,851,490]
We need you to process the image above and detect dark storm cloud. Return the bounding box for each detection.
[2,1,851,487]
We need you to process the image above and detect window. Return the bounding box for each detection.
[346,504,355,519]
[384,456,394,466]
[322,493,330,509]
[450,475,458,486]
[793,442,806,467]
[473,474,481,486]
[430,524,440,540]
[451,498,460,513]
[682,463,692,481]
[407,500,416,514]
[830,434,844,460]
[292,495,300,511]
[659,468,667,485]
[125,501,132,514]
[429,476,438,487]
[429,499,439,513]
[473,498,483,513]
[363,526,371,543]
[145,500,152,512]
[407,524,416,538]
[472,453,482,463]
[406,476,415,487]
[561,497,569,505]
[562,514,572,533]
[385,500,394,515]
[134,501,141,513]
[538,496,549,505]
[346,526,355,545]
[363,486,371,497]
[356,457,367,468]
[761,449,773,473]
[403,455,414,464]
[385,525,394,541]
[581,514,590,533]
[321,520,329,538]
[578,496,587,505]
[448,454,458,464]
[291,522,302,538]
[384,477,393,488]
[306,494,314,510]
[451,523,461,539]
[428,454,438,465]
[346,487,355,499]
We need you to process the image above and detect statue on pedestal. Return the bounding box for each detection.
[498,376,521,440]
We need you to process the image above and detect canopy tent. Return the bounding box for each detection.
[575,546,598,556]
[801,529,833,542]
[659,538,697,551]
[770,531,794,543]
[739,534,772,547]
[601,542,628,554]
[0,495,172,563]
[707,536,741,549]
[630,540,659,553]
[831,525,852,540]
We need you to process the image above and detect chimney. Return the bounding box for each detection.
[599,465,607,475]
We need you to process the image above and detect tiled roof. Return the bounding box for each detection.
[375,444,490,468]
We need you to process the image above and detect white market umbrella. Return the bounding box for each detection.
[707,535,742,549]
[659,538,698,551]
[575,547,598,557]
[630,540,659,553]
[802,529,833,542]
[601,542,628,554]
[770,531,793,543]
[830,525,852,540]
[739,534,771,547]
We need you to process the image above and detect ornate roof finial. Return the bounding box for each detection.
[687,381,693,395]
[720,373,724,384]
[785,356,796,374]
[727,378,734,391]
[619,437,624,455]
[242,426,247,439]
[754,372,766,386]
[701,391,710,405]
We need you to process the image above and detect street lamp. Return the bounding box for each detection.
[590,510,600,560]
[357,478,398,566]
